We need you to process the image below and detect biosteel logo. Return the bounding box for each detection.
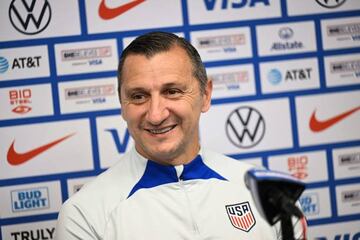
[9,88,32,114]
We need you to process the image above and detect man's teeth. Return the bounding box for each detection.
[148,126,174,134]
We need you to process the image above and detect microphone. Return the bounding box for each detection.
[245,168,305,226]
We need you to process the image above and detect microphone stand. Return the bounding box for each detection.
[269,187,304,240]
[245,169,306,240]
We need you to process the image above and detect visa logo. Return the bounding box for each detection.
[352,35,360,41]
[89,59,102,65]
[223,47,236,52]
[227,84,240,90]
[316,232,360,240]
[92,98,106,104]
[204,0,269,10]
[106,128,131,153]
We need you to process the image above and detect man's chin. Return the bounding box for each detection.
[143,146,182,163]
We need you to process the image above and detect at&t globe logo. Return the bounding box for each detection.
[267,69,282,85]
[0,57,9,73]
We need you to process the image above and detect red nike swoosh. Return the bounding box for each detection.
[7,133,75,166]
[309,106,360,132]
[98,0,145,20]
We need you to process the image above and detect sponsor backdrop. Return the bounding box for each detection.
[0,0,359,239]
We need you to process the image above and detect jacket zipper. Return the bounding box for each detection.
[178,177,201,237]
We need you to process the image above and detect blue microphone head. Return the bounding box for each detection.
[245,168,306,225]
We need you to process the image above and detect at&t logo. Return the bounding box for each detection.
[226,106,265,148]
[267,69,282,85]
[9,0,52,35]
[0,57,10,73]
[267,67,312,85]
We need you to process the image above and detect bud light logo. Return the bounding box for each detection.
[11,187,49,212]
[267,69,282,85]
[0,56,9,73]
[300,192,319,216]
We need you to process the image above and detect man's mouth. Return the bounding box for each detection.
[146,125,176,135]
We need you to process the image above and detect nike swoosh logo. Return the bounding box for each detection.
[309,106,360,132]
[7,133,75,166]
[98,0,145,20]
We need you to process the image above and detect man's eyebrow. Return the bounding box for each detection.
[123,87,148,95]
[161,82,186,89]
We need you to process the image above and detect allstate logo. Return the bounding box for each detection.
[278,27,294,40]
[267,69,282,85]
[0,57,9,73]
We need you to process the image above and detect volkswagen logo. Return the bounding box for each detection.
[278,27,294,40]
[9,0,52,35]
[225,106,265,148]
[315,0,346,8]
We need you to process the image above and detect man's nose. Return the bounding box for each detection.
[146,95,169,125]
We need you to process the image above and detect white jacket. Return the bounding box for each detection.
[55,147,306,239]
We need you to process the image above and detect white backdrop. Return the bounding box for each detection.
[0,0,360,239]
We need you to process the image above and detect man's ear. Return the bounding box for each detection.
[201,79,212,113]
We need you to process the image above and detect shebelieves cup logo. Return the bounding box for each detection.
[226,106,265,148]
[226,202,256,232]
[9,0,52,35]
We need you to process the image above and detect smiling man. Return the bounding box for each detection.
[55,32,306,240]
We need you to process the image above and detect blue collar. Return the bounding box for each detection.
[127,155,227,198]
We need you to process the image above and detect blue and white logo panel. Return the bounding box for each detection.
[259,58,320,94]
[256,21,316,56]
[299,187,331,220]
[0,181,62,218]
[207,64,256,99]
[321,16,360,50]
[190,27,252,62]
[187,0,281,25]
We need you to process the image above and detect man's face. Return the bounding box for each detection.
[120,46,212,165]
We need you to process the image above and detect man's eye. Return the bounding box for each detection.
[132,94,144,99]
[130,93,147,103]
[165,88,182,96]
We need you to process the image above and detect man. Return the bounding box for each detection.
[56,32,306,239]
